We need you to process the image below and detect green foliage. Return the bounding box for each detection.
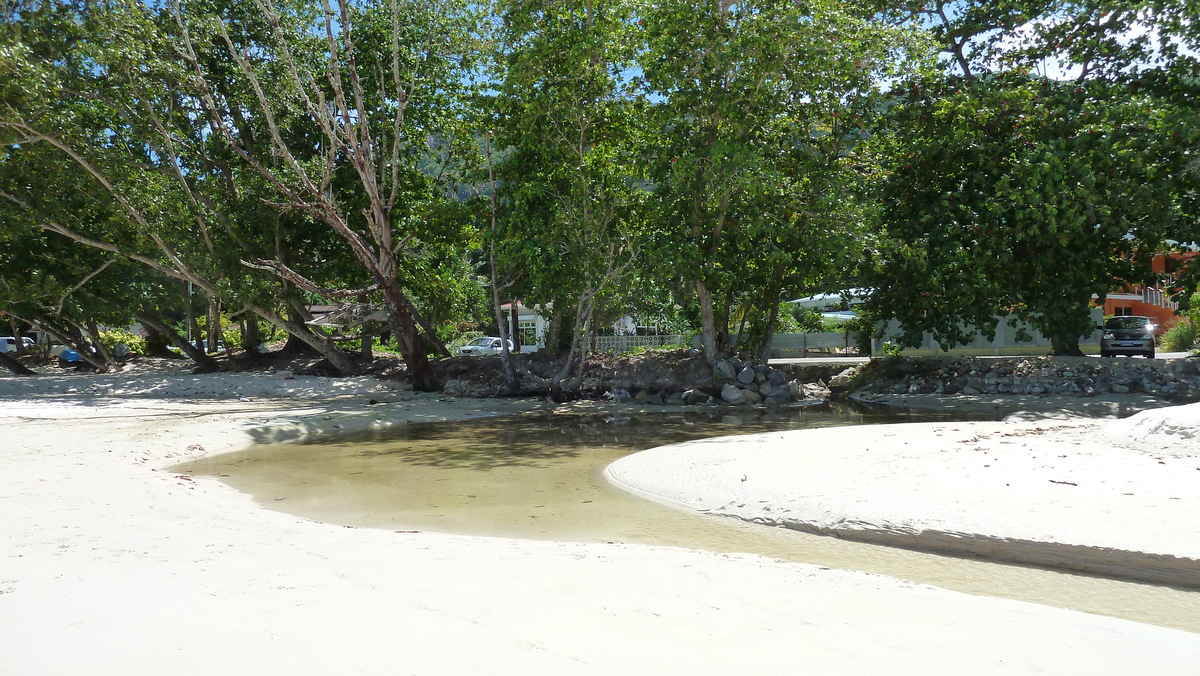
[369,336,404,355]
[637,0,933,359]
[879,341,904,358]
[791,308,825,334]
[98,328,146,356]
[1160,321,1198,352]
[445,331,484,356]
[621,342,690,356]
[3,0,1195,373]
[842,314,878,356]
[627,301,698,338]
[484,0,652,384]
[863,72,1194,354]
[1162,290,1200,353]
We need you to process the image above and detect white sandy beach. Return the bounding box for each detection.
[2,367,1199,674]
[607,404,1200,587]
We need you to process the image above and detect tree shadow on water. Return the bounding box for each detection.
[278,405,966,472]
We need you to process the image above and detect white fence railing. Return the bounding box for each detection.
[1143,287,1178,311]
[590,334,689,354]
[585,313,1110,357]
[766,332,858,356]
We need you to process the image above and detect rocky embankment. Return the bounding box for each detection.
[439,350,834,404]
[849,355,1200,401]
[605,357,830,406]
[599,354,1200,408]
[439,349,1200,406]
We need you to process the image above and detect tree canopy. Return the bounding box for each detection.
[861,0,1200,354]
[2,0,1197,381]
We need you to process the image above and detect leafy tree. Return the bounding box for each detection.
[865,0,1199,355]
[0,0,353,372]
[2,0,487,387]
[864,72,1193,354]
[171,0,484,389]
[488,0,648,392]
[638,0,928,363]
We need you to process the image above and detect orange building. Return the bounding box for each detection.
[1100,252,1198,334]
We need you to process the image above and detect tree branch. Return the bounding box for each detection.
[240,258,381,298]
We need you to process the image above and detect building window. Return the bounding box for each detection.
[518,320,537,347]
[1114,306,1133,316]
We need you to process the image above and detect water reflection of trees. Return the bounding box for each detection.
[302,403,975,472]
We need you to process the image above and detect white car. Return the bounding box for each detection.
[457,336,513,356]
[0,336,34,353]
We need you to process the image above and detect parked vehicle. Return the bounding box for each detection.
[1099,316,1156,358]
[58,346,85,364]
[457,336,513,356]
[0,336,34,353]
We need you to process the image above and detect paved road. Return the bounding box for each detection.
[769,352,1193,366]
[768,356,869,366]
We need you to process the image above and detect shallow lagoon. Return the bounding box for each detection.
[176,404,1200,633]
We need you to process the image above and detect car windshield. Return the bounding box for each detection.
[1105,317,1151,330]
[469,338,490,346]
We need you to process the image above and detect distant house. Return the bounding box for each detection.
[1098,252,1198,334]
[788,289,868,324]
[498,302,682,354]
[498,301,548,353]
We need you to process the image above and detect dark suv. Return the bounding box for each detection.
[1099,316,1156,358]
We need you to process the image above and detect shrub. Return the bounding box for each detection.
[790,307,824,333]
[879,341,903,357]
[99,328,147,356]
[447,331,484,355]
[842,315,877,355]
[622,341,689,356]
[1160,321,1199,352]
[372,335,402,355]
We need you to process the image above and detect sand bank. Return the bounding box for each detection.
[607,403,1200,587]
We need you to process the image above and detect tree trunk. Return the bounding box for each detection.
[206,299,223,353]
[393,313,435,390]
[719,287,734,356]
[753,278,784,363]
[357,294,373,362]
[183,281,202,350]
[510,300,521,353]
[278,332,318,357]
[134,311,222,372]
[277,299,319,357]
[551,288,602,396]
[360,326,374,361]
[488,279,517,386]
[142,324,179,358]
[84,319,119,372]
[543,306,564,356]
[1051,334,1085,357]
[240,318,262,353]
[30,319,108,372]
[696,280,718,363]
[405,297,451,359]
[7,318,21,351]
[755,301,780,364]
[249,305,361,375]
[0,351,36,375]
[381,284,438,390]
